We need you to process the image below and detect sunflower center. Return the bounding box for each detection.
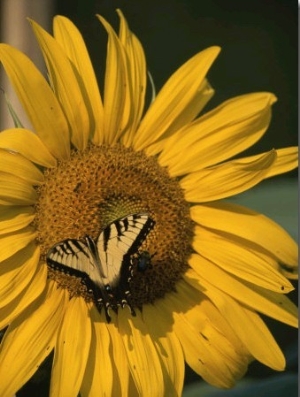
[34,144,193,310]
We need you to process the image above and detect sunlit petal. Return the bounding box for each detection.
[0,149,44,185]
[159,93,276,174]
[53,15,104,145]
[191,202,298,269]
[97,15,130,144]
[0,44,70,159]
[0,128,57,167]
[182,150,276,202]
[188,256,298,327]
[133,46,220,150]
[30,20,90,151]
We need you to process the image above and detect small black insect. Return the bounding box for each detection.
[134,251,155,272]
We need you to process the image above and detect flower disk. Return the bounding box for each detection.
[34,144,193,307]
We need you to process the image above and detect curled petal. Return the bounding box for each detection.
[182,150,276,202]
[238,146,298,178]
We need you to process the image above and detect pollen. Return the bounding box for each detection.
[34,144,194,307]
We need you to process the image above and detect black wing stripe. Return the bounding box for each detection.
[126,216,155,256]
[102,225,111,252]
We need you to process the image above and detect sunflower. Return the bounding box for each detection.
[0,9,298,397]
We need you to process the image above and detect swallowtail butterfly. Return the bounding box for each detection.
[46,213,155,321]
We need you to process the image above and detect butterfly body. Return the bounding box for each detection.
[47,213,155,321]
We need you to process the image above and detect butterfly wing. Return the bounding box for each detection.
[96,213,155,289]
[46,237,104,289]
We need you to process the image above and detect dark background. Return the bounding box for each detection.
[14,0,298,395]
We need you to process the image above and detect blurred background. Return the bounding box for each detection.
[0,0,297,396]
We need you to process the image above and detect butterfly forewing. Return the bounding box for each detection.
[47,238,104,289]
[97,214,154,288]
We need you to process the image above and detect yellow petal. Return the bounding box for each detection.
[0,206,35,234]
[0,149,44,185]
[143,304,185,396]
[53,15,104,145]
[188,255,298,327]
[158,291,244,388]
[0,243,40,307]
[30,20,90,151]
[133,46,220,150]
[146,79,215,157]
[0,44,70,159]
[0,226,36,262]
[237,146,298,178]
[106,312,130,397]
[0,128,57,167]
[173,282,249,383]
[97,15,130,144]
[0,280,68,397]
[0,263,47,330]
[193,294,249,358]
[182,149,276,202]
[50,297,92,397]
[80,307,113,397]
[158,92,276,175]
[185,271,286,370]
[193,226,294,293]
[117,9,147,147]
[0,172,37,206]
[118,309,164,397]
[190,202,298,268]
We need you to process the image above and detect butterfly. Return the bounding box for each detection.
[46,213,155,321]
